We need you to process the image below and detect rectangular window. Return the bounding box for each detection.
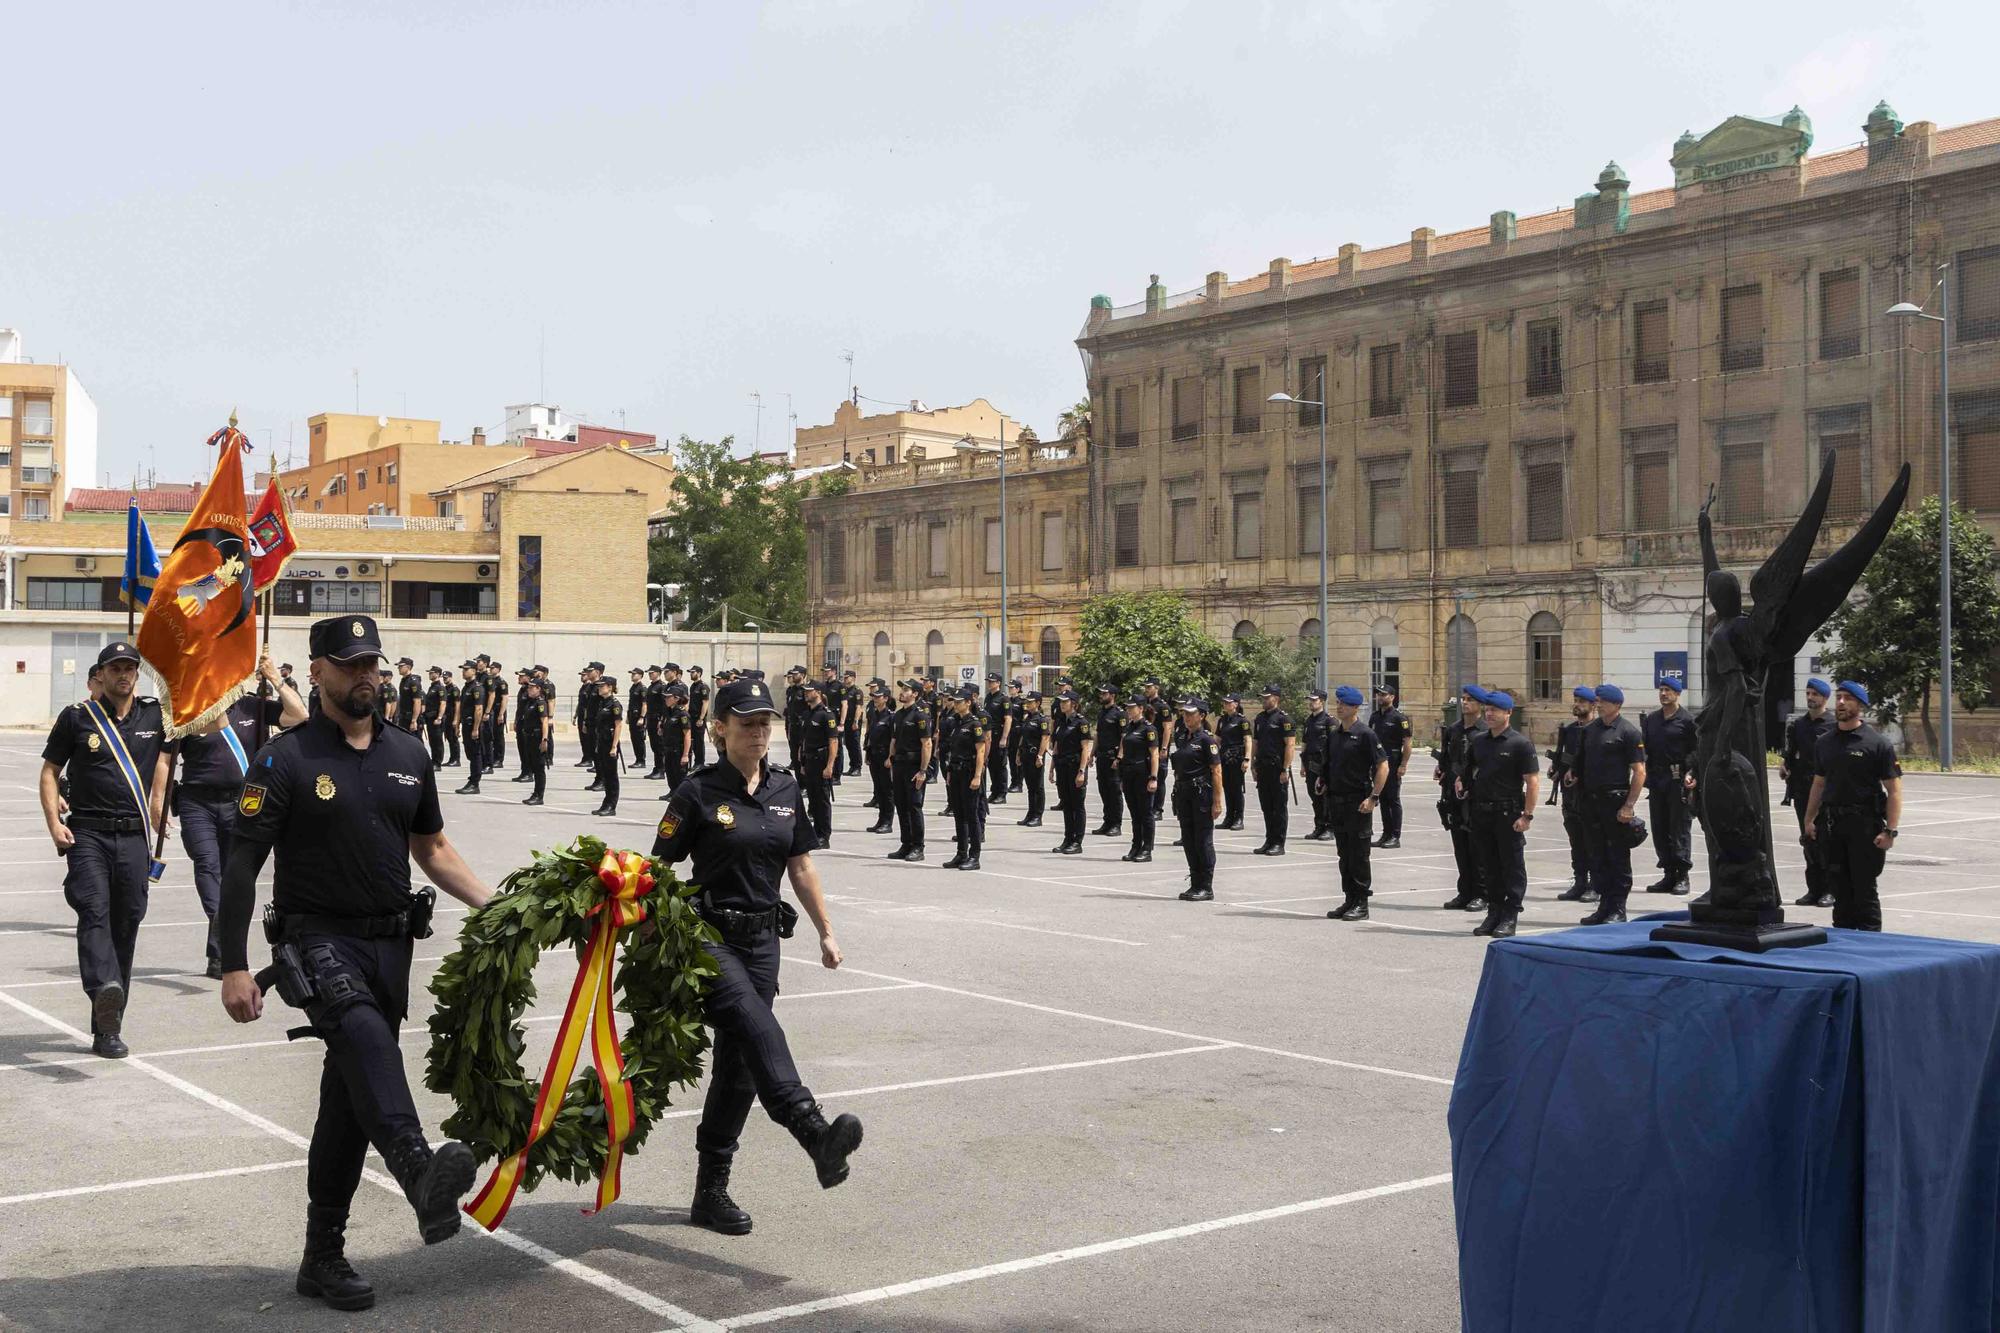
[387,462,398,484]
[357,469,367,491]
[1232,366,1262,434]
[0,496,9,516]
[1442,332,1478,408]
[1525,460,1565,543]
[1369,345,1402,418]
[426,583,494,617]
[1114,386,1139,448]
[25,577,116,611]
[1172,376,1202,441]
[1958,423,2000,511]
[873,525,894,585]
[1526,319,1563,397]
[1820,269,1860,360]
[1231,489,1263,560]
[1368,472,1404,552]
[309,580,385,614]
[983,517,1002,575]
[1814,408,1869,521]
[1721,284,1765,370]
[517,535,542,620]
[885,444,897,465]
[1531,628,1563,702]
[823,528,846,585]
[1719,443,1765,525]
[927,521,948,577]
[1633,300,1669,383]
[21,399,54,436]
[1441,462,1481,548]
[23,495,50,520]
[1168,480,1199,563]
[1631,454,1671,531]
[1296,357,1326,427]
[1961,247,2000,343]
[1113,498,1141,568]
[480,491,496,530]
[1297,481,1323,556]
[1040,512,1064,572]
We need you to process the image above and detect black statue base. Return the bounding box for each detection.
[1650,919,1828,952]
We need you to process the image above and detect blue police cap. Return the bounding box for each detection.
[1485,690,1516,711]
[1334,685,1365,706]
[1595,683,1625,704]
[1572,684,1597,701]
[1806,677,1832,698]
[1837,680,1870,706]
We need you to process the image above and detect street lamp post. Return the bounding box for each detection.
[962,430,1010,683]
[1888,264,1954,770]
[1268,391,1329,692]
[744,621,762,677]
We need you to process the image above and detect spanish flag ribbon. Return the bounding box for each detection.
[466,851,655,1230]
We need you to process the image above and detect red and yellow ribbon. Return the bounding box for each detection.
[466,850,655,1229]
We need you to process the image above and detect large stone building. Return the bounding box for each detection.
[805,103,2000,746]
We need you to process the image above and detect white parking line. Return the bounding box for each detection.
[0,1159,309,1207]
[707,1170,1455,1329]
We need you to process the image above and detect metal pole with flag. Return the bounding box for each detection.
[120,497,160,639]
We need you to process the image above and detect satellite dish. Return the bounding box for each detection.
[377,415,389,429]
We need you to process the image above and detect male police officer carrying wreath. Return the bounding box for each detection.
[216,615,494,1312]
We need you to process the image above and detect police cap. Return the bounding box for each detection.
[958,683,980,699]
[1180,697,1206,713]
[1307,688,1327,702]
[664,662,681,671]
[395,656,414,667]
[1260,682,1283,697]
[713,677,779,716]
[97,641,141,666]
[310,616,384,664]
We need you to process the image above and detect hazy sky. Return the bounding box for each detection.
[7,1,1997,485]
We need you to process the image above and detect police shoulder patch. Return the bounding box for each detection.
[657,811,680,839]
[239,783,267,816]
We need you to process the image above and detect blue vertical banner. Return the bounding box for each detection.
[120,499,161,607]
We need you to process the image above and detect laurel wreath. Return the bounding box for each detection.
[423,836,717,1193]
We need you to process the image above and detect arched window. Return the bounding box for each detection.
[823,632,842,672]
[1299,617,1323,681]
[1447,614,1479,691]
[1529,612,1563,702]
[925,628,944,678]
[1039,627,1061,670]
[1233,619,1258,642]
[1370,617,1401,698]
[873,630,890,680]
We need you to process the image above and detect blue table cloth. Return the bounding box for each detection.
[1449,917,2000,1332]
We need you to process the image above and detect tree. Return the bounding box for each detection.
[1068,593,1315,712]
[646,435,812,631]
[1821,495,2000,751]
[1057,398,1092,445]
[1219,628,1318,708]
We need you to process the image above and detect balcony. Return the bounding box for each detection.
[20,421,55,440]
[19,468,54,486]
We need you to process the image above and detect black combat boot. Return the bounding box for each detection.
[1178,885,1213,901]
[296,1205,375,1311]
[1556,882,1591,902]
[687,1154,753,1235]
[782,1103,863,1189]
[1326,898,1370,922]
[383,1135,476,1245]
[1579,904,1627,926]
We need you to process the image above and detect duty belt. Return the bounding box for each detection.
[278,909,419,940]
[1472,800,1523,816]
[68,814,144,834]
[695,895,783,944]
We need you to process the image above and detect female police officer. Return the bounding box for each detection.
[652,673,863,1235]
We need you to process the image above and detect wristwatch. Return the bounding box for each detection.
[1884,828,1898,838]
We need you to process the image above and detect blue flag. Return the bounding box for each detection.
[120,498,160,608]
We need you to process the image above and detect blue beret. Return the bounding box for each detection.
[1595,683,1625,704]
[1806,677,1832,698]
[1655,674,1682,692]
[1837,680,1870,706]
[1461,683,1489,704]
[1572,684,1597,701]
[1485,690,1516,711]
[1334,685,1365,706]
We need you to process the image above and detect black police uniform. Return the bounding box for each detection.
[514,688,548,802]
[1006,692,1027,793]
[864,699,895,827]
[1439,717,1484,907]
[394,671,421,731]
[1640,705,1698,892]
[487,672,509,771]
[1301,706,1334,839]
[1051,704,1090,850]
[174,693,285,972]
[1117,714,1159,859]
[592,693,624,814]
[1464,725,1538,924]
[1216,708,1249,830]
[797,698,837,845]
[1251,705,1294,851]
[658,694,690,793]
[1813,723,1901,931]
[1142,694,1172,818]
[983,687,1011,803]
[844,681,865,776]
[1782,708,1835,906]
[1093,698,1125,835]
[932,700,959,811]
[1016,707,1047,825]
[41,673,165,1042]
[1368,703,1412,844]
[1578,714,1646,919]
[629,677,650,768]
[456,673,485,787]
[687,675,710,767]
[944,707,989,866]
[783,678,807,768]
[1171,723,1219,896]
[1319,718,1387,909]
[890,698,932,857]
[575,676,599,769]
[645,677,671,777]
[1552,716,1592,899]
[423,676,449,767]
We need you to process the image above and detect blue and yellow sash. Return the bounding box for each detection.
[81,698,165,881]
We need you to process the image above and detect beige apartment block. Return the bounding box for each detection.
[793,397,1023,470]
[429,445,677,535]
[0,330,99,535]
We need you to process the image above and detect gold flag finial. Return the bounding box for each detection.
[228,407,240,429]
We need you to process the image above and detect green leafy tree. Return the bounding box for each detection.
[1220,628,1318,707]
[1822,495,2000,752]
[647,435,813,630]
[1069,593,1315,711]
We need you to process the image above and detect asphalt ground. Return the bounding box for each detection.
[3,728,1999,1332]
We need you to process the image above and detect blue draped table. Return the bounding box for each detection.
[1448,916,2000,1332]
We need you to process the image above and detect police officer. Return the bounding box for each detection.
[515,673,550,806]
[931,679,959,810]
[644,666,671,779]
[1640,675,1698,896]
[687,665,710,767]
[452,663,485,794]
[841,669,865,777]
[1049,688,1093,855]
[1457,690,1539,938]
[1319,686,1390,922]
[38,641,169,1058]
[887,679,933,861]
[628,667,651,772]
[650,674,863,1235]
[783,666,808,767]
[1140,679,1172,820]
[1368,685,1413,849]
[393,657,421,730]
[469,658,494,772]
[1300,689,1334,841]
[1215,694,1249,830]
[1552,686,1599,902]
[422,667,450,768]
[863,685,896,833]
[590,676,625,817]
[1802,681,1903,931]
[216,614,493,1311]
[440,667,463,768]
[1438,686,1487,912]
[1116,697,1160,864]
[1250,684,1295,855]
[374,668,393,726]
[658,684,692,795]
[485,659,509,772]
[174,654,307,978]
[797,680,838,848]
[1782,678,1836,908]
[576,663,603,771]
[943,684,989,870]
[1006,680,1027,794]
[982,673,1012,804]
[1015,692,1048,827]
[1092,684,1125,837]
[1171,699,1224,901]
[1573,683,1646,925]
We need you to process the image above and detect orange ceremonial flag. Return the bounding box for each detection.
[138,430,258,738]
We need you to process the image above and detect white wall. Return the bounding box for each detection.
[1599,571,1707,708]
[62,369,98,502]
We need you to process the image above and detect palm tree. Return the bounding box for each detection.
[1056,398,1092,444]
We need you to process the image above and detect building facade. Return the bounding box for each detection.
[793,397,1023,470]
[806,103,2000,747]
[0,329,100,534]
